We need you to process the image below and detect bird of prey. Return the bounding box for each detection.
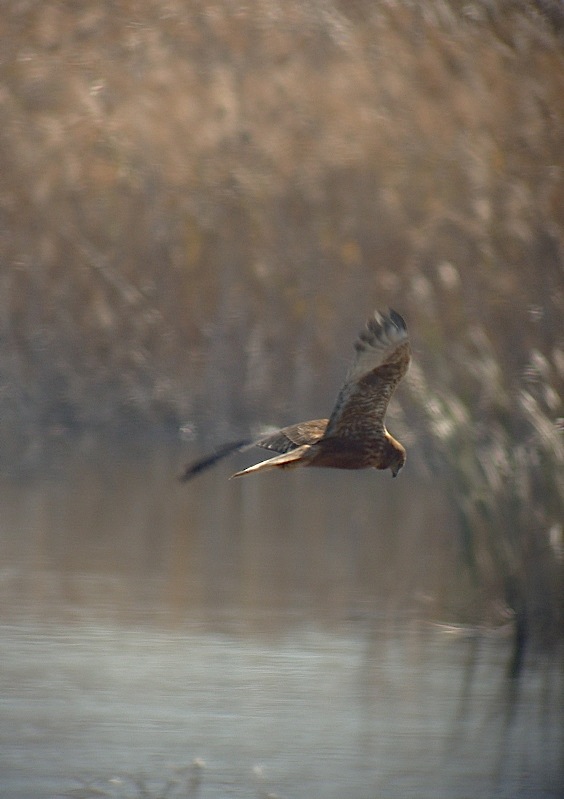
[180,309,410,481]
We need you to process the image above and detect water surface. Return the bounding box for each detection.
[0,438,562,798]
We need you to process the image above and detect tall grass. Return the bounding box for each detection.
[399,291,563,660]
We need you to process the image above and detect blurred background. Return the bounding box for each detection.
[0,1,562,797]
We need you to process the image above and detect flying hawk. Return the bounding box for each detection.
[180,309,410,480]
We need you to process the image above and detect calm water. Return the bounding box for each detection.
[0,437,562,798]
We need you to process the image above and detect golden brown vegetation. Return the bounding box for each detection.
[1,1,562,644]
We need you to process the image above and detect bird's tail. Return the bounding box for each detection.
[230,444,311,478]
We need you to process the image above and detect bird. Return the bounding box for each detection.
[179,309,411,481]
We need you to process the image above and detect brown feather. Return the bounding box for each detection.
[255,419,328,453]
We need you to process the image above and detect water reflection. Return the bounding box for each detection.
[1,620,562,799]
[0,437,562,798]
[0,434,454,629]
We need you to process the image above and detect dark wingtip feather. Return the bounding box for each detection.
[363,309,406,342]
[388,308,406,331]
[179,439,251,482]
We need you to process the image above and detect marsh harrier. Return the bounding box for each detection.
[180,309,410,481]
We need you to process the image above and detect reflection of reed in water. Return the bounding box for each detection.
[1,617,560,798]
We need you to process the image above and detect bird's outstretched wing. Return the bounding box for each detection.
[321,309,410,442]
[179,419,328,482]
